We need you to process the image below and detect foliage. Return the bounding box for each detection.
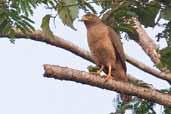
[156,21,171,47]
[131,1,160,27]
[87,65,100,73]
[0,0,40,42]
[56,0,78,30]
[1,0,170,49]
[156,21,171,69]
[113,97,156,114]
[163,106,171,114]
[113,86,171,114]
[112,88,171,114]
[156,47,171,69]
[41,14,54,38]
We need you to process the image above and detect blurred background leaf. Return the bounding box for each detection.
[56,0,79,30]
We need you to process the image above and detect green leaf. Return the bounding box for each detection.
[57,0,79,30]
[16,22,27,34]
[21,15,34,24]
[160,88,171,93]
[161,7,171,21]
[13,0,40,16]
[117,23,138,40]
[0,19,10,33]
[64,0,78,21]
[100,0,113,10]
[164,106,171,114]
[165,21,171,47]
[158,0,171,6]
[134,100,155,114]
[9,9,35,33]
[77,0,96,14]
[132,1,160,27]
[84,1,97,14]
[41,14,54,38]
[21,19,35,31]
[0,17,7,28]
[114,101,133,114]
[158,47,171,69]
[87,65,100,73]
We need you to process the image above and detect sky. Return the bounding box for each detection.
[0,5,170,114]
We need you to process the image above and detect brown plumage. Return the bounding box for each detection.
[82,13,130,102]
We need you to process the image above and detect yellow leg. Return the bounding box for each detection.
[96,65,104,75]
[105,64,112,81]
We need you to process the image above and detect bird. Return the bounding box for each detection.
[81,13,131,102]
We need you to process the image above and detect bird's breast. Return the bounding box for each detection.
[87,26,116,66]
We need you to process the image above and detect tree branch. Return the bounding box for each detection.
[126,54,171,84]
[132,18,161,64]
[43,64,171,106]
[1,30,171,83]
[132,18,171,73]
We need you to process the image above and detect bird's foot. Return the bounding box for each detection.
[104,74,113,81]
[104,64,112,81]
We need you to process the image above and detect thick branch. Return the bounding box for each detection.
[44,64,171,106]
[132,18,171,73]
[133,18,160,64]
[1,30,171,83]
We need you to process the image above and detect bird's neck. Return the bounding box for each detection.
[84,21,101,29]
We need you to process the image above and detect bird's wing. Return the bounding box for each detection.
[107,27,127,71]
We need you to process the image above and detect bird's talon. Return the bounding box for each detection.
[104,75,112,81]
[104,64,112,81]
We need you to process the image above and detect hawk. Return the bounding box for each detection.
[82,13,130,102]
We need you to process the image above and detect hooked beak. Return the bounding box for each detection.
[80,15,89,22]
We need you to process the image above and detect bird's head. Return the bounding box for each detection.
[81,13,101,27]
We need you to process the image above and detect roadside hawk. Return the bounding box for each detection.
[82,13,130,101]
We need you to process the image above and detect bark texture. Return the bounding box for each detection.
[132,18,161,64]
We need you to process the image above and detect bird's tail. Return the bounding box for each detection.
[111,67,128,81]
[111,66,132,102]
